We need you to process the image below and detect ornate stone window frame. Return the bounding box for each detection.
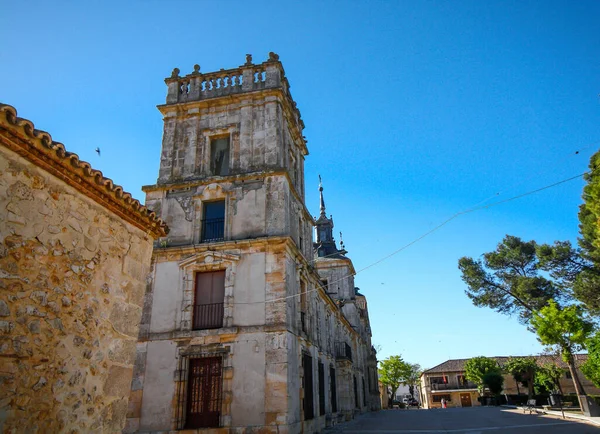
[201,126,238,176]
[173,343,233,430]
[179,251,240,331]
[193,183,230,244]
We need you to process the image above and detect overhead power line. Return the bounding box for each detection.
[234,164,598,306]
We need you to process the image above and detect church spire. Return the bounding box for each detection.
[319,174,326,217]
[314,175,346,258]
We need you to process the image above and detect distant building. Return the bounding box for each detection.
[0,104,167,432]
[420,355,600,409]
[127,54,378,434]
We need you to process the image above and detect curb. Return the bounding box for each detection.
[512,405,600,427]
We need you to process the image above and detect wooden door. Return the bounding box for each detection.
[460,393,472,407]
[186,357,222,428]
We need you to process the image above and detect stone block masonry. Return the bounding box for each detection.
[0,104,167,433]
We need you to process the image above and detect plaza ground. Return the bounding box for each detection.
[326,406,600,433]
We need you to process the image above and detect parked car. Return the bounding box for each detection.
[407,398,419,407]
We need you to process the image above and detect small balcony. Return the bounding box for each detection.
[201,218,224,243]
[335,342,352,362]
[192,303,224,330]
[431,382,477,391]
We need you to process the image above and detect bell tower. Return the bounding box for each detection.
[144,53,313,253]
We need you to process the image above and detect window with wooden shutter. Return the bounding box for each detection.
[302,353,314,420]
[318,361,325,416]
[193,271,225,330]
[330,365,337,412]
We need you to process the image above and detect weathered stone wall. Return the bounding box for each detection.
[145,175,309,250]
[157,96,305,194]
[0,146,154,433]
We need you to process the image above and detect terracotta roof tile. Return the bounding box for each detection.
[423,354,589,375]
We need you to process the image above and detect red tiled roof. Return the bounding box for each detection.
[423,354,589,375]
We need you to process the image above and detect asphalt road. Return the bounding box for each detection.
[326,407,600,433]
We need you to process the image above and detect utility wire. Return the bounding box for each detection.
[233,166,596,306]
[464,139,600,210]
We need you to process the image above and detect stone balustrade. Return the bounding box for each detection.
[164,53,304,130]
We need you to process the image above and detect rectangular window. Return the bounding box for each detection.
[430,376,448,385]
[298,218,303,250]
[318,362,326,416]
[362,377,367,407]
[353,375,359,409]
[185,357,222,428]
[330,365,337,412]
[321,279,329,292]
[211,137,230,176]
[300,280,307,334]
[457,375,466,385]
[303,353,314,420]
[201,200,225,242]
[432,394,451,403]
[193,271,225,330]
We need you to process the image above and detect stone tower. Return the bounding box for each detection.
[128,54,378,434]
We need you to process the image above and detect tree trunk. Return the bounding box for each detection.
[527,379,534,399]
[555,378,563,395]
[565,352,587,411]
[515,378,520,395]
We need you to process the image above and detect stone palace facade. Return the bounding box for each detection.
[126,53,379,433]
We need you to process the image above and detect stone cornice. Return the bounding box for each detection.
[157,86,308,156]
[153,236,365,343]
[143,169,315,225]
[0,104,168,239]
[314,255,357,276]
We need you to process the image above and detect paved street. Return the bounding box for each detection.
[326,407,600,433]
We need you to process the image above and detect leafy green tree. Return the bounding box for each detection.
[464,357,501,395]
[401,363,422,397]
[503,357,538,398]
[534,362,564,395]
[482,372,504,396]
[458,236,565,324]
[574,151,600,314]
[378,356,410,405]
[582,332,600,388]
[531,301,594,408]
[536,240,600,316]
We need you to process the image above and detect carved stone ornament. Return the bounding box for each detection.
[245,54,253,65]
[171,68,180,78]
[269,52,280,61]
[192,64,201,74]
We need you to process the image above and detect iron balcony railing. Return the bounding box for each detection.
[192,303,224,330]
[201,218,224,242]
[431,382,477,391]
[335,342,352,362]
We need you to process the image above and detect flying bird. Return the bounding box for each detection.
[95,147,101,156]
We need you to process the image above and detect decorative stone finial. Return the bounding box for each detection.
[192,64,201,74]
[340,232,345,250]
[269,52,280,61]
[319,175,326,217]
[245,54,253,65]
[171,68,180,78]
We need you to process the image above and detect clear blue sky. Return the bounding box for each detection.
[3,1,599,370]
